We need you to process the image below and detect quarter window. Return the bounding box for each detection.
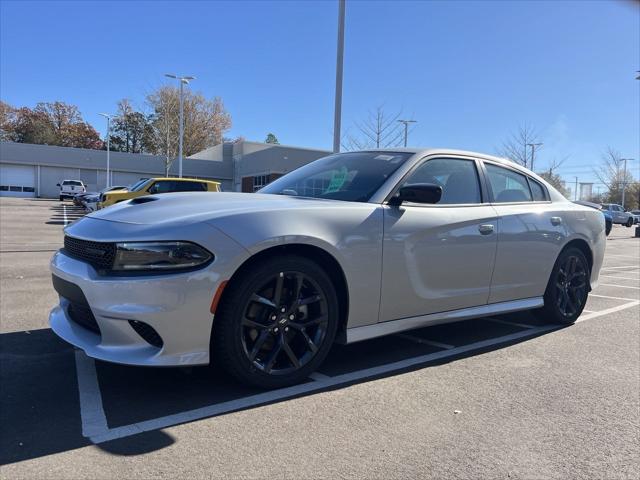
[485,164,532,203]
[399,158,482,205]
[529,179,547,201]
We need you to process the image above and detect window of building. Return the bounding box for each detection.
[253,175,270,192]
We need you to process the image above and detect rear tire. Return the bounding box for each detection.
[212,254,339,389]
[535,247,590,325]
[605,220,612,236]
[59,195,63,201]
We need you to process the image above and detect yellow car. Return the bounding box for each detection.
[99,177,221,208]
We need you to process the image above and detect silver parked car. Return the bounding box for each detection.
[49,149,606,387]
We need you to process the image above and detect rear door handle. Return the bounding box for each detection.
[478,224,494,235]
[551,216,563,226]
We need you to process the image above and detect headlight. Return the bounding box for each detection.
[112,241,213,272]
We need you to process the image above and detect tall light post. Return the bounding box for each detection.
[526,142,543,172]
[332,0,346,153]
[165,74,195,177]
[620,158,635,210]
[98,113,114,188]
[398,119,417,147]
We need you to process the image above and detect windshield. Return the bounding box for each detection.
[130,179,151,192]
[260,152,412,202]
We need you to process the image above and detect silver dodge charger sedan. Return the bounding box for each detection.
[50,149,605,387]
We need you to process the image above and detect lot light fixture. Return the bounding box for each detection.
[98,113,115,188]
[164,74,196,178]
[526,143,543,171]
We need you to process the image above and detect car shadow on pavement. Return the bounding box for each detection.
[46,204,86,225]
[0,314,561,465]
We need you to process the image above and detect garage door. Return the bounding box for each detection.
[0,164,36,197]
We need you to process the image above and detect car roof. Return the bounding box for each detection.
[148,177,220,185]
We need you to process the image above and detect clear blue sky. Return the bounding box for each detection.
[1,0,638,187]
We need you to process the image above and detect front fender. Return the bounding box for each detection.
[208,206,385,329]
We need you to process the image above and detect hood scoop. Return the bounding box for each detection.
[129,196,159,205]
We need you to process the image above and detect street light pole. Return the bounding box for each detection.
[332,0,346,153]
[398,119,417,147]
[98,113,114,188]
[620,158,635,210]
[526,142,543,171]
[165,74,195,177]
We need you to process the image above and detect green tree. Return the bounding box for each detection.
[109,99,149,153]
[265,133,279,144]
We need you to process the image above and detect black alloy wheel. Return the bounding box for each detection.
[554,254,588,318]
[240,271,329,375]
[536,247,590,325]
[213,255,338,388]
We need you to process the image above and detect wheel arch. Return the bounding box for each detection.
[216,243,351,342]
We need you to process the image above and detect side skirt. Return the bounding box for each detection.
[345,297,544,344]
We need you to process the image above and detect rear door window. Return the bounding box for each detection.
[485,164,533,203]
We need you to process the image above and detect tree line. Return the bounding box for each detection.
[1,86,234,174]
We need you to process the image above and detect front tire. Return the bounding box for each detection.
[626,218,633,227]
[59,195,63,201]
[605,220,612,236]
[535,247,590,325]
[212,255,339,388]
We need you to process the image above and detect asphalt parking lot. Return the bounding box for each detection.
[0,197,638,479]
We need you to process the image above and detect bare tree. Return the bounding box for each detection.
[537,156,570,198]
[341,105,405,151]
[497,123,541,168]
[593,146,636,206]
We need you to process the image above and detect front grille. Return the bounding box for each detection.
[68,302,101,334]
[63,236,116,270]
[129,320,164,348]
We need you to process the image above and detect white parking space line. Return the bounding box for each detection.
[75,295,640,445]
[581,309,595,313]
[600,266,640,271]
[74,350,108,438]
[394,333,455,350]
[599,284,640,290]
[603,254,640,260]
[576,301,640,323]
[600,274,640,281]
[590,294,638,301]
[63,205,68,226]
[82,324,558,444]
[484,317,535,329]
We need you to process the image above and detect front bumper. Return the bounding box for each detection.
[49,249,227,367]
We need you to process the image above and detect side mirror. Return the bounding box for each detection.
[389,183,442,206]
[56,183,60,187]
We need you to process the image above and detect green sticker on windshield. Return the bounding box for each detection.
[324,166,348,194]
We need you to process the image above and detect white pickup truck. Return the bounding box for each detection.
[57,180,86,201]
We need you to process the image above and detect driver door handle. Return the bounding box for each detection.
[478,224,494,235]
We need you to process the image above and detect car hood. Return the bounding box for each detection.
[87,192,360,225]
